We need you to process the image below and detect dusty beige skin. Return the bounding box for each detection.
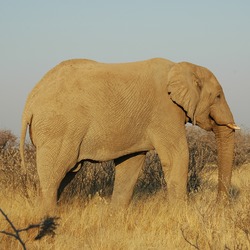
[20,58,239,211]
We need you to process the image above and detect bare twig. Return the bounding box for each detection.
[0,208,60,249]
[0,208,26,249]
[181,228,200,250]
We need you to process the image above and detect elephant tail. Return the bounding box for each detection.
[20,111,32,172]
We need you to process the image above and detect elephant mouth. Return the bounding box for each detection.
[195,118,240,131]
[209,110,240,131]
[212,120,241,131]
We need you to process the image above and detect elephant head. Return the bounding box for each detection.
[167,62,240,199]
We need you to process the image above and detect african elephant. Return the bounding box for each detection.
[20,58,239,212]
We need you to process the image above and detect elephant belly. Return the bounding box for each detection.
[78,133,152,162]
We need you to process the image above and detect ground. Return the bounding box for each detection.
[1,163,250,249]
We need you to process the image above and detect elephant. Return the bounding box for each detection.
[20,58,240,212]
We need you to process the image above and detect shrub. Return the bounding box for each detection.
[60,160,115,202]
[0,130,17,149]
[234,129,250,167]
[134,151,165,199]
[186,126,217,192]
[0,130,37,196]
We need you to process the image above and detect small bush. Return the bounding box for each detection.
[0,130,17,149]
[0,130,37,196]
[234,129,250,167]
[60,160,115,202]
[134,151,165,198]
[186,126,217,192]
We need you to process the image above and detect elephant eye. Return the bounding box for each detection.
[215,93,222,102]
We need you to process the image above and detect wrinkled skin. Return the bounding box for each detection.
[20,58,239,212]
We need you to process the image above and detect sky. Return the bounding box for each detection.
[1,1,250,136]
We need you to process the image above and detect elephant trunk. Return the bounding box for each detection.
[213,124,235,200]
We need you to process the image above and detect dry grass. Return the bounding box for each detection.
[0,127,250,249]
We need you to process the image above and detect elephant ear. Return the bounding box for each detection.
[167,62,201,124]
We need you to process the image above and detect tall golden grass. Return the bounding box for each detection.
[0,127,250,249]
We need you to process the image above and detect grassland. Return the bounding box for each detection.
[0,127,250,249]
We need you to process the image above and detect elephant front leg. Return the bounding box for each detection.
[156,141,189,203]
[111,152,146,209]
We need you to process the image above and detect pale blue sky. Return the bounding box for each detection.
[1,1,250,135]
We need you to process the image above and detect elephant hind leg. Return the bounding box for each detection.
[111,152,146,209]
[36,141,79,214]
